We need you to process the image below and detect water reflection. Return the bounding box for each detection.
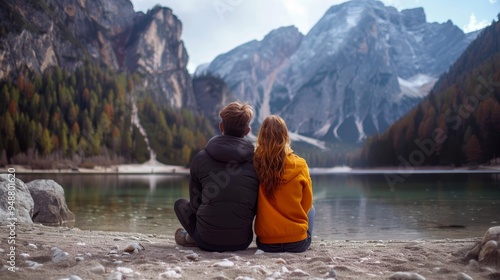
[312,174,500,240]
[17,173,500,240]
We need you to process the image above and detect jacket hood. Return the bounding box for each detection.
[282,152,307,183]
[204,135,255,163]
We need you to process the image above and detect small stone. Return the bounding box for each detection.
[323,270,337,278]
[113,260,123,265]
[123,243,144,253]
[25,260,43,269]
[172,266,182,273]
[235,277,253,280]
[75,257,84,262]
[389,272,426,280]
[52,247,69,263]
[211,259,234,267]
[90,264,106,274]
[249,265,271,275]
[281,266,289,273]
[109,250,118,254]
[108,272,123,280]
[28,243,37,249]
[159,270,182,278]
[69,276,82,280]
[76,242,85,246]
[116,267,133,274]
[274,258,287,264]
[468,259,480,270]
[457,272,473,280]
[113,237,124,241]
[254,249,265,255]
[269,272,281,278]
[20,253,30,258]
[290,269,310,276]
[185,253,198,260]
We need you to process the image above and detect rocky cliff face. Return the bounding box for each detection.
[205,26,304,124]
[0,0,193,108]
[204,0,472,142]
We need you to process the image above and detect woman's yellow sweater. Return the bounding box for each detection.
[254,153,313,244]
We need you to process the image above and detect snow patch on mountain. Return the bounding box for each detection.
[398,74,437,99]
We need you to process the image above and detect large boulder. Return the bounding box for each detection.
[27,179,75,225]
[0,174,34,224]
[465,226,500,268]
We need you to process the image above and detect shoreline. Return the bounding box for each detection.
[0,162,190,176]
[0,224,493,280]
[2,164,500,176]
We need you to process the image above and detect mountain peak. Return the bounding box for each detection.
[204,0,473,143]
[401,7,426,26]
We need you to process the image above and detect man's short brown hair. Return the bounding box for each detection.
[219,101,253,137]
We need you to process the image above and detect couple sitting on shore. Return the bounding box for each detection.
[174,101,315,253]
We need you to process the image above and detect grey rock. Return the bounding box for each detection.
[290,269,310,277]
[90,264,106,274]
[69,276,83,280]
[389,272,426,280]
[25,260,43,269]
[482,226,500,244]
[185,253,198,260]
[108,272,123,280]
[465,241,481,260]
[0,174,34,224]
[467,259,480,271]
[51,247,69,263]
[457,272,473,280]
[123,242,144,253]
[478,240,498,261]
[466,227,500,268]
[27,179,75,225]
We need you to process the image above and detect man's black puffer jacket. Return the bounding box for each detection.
[188,135,259,251]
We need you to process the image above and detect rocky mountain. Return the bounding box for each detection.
[204,0,475,143]
[0,0,194,108]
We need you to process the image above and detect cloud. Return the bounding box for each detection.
[463,13,490,33]
[281,0,307,17]
[490,0,497,3]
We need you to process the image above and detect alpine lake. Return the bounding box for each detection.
[18,171,500,241]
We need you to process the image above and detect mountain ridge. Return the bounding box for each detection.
[203,0,477,143]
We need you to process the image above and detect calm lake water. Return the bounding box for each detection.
[18,172,500,241]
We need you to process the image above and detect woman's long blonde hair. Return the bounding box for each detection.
[253,115,292,200]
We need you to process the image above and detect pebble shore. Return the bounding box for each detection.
[1,224,497,280]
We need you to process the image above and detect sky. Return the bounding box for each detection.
[130,0,500,73]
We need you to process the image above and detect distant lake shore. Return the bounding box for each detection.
[3,163,499,175]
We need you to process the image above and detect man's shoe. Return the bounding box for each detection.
[175,228,197,247]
